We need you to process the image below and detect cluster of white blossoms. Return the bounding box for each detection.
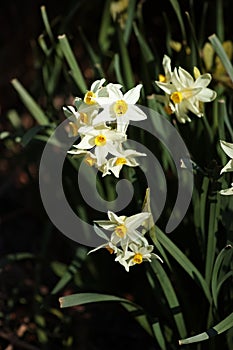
[219,140,233,195]
[155,55,217,123]
[65,79,147,178]
[88,210,163,272]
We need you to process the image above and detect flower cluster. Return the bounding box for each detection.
[219,140,233,195]
[155,55,217,123]
[65,79,147,177]
[88,210,163,272]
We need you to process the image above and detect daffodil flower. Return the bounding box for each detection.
[93,84,147,129]
[155,61,217,123]
[101,148,146,178]
[95,210,151,247]
[115,241,163,272]
[73,127,126,166]
[220,140,233,174]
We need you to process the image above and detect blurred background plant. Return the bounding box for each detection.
[0,0,232,349]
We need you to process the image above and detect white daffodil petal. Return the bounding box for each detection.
[194,73,212,88]
[155,81,174,95]
[220,159,233,174]
[107,210,123,224]
[197,88,217,102]
[162,54,172,80]
[124,84,142,104]
[95,146,108,165]
[91,78,106,92]
[220,185,233,195]
[177,67,194,87]
[220,140,233,158]
[125,212,150,230]
[88,243,108,254]
[126,105,147,121]
[76,135,95,149]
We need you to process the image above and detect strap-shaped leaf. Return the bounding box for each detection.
[59,292,153,337]
[179,312,233,345]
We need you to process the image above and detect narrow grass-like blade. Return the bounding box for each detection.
[58,34,87,93]
[117,26,135,89]
[98,0,112,53]
[156,225,211,302]
[168,0,187,45]
[211,244,233,307]
[133,22,155,63]
[78,27,105,77]
[123,0,137,44]
[51,246,87,294]
[59,292,153,336]
[40,5,55,43]
[205,192,221,286]
[149,260,187,338]
[179,312,233,345]
[209,34,233,82]
[11,79,49,125]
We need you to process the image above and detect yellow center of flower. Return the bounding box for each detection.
[94,134,107,146]
[114,224,127,238]
[159,74,166,82]
[115,157,127,165]
[80,112,88,124]
[84,156,96,167]
[171,91,183,104]
[133,253,143,264]
[113,100,128,116]
[84,91,96,105]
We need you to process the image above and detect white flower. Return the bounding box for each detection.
[220,140,233,174]
[93,84,147,129]
[95,210,151,247]
[101,148,146,177]
[115,241,163,272]
[73,127,126,166]
[155,61,217,123]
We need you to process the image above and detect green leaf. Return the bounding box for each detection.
[117,25,135,89]
[209,34,233,82]
[216,0,224,42]
[168,0,187,45]
[156,225,212,302]
[59,292,153,337]
[51,246,87,294]
[40,5,55,43]
[58,34,87,93]
[179,312,233,345]
[205,192,221,286]
[0,253,35,268]
[11,79,49,125]
[211,244,233,307]
[98,0,113,53]
[123,0,137,44]
[149,260,187,338]
[78,27,105,77]
[133,22,155,63]
[21,125,46,147]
